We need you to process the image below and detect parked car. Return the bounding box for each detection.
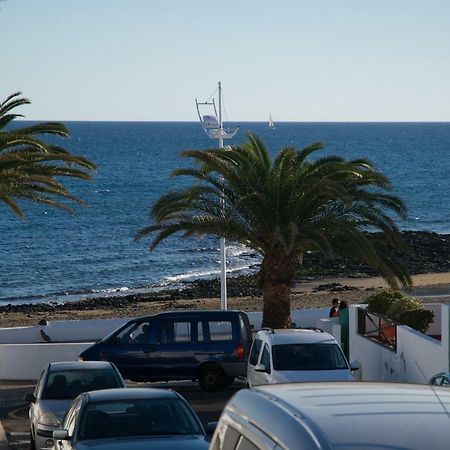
[52,387,213,450]
[79,310,253,391]
[247,328,357,387]
[210,382,450,450]
[430,371,450,386]
[24,361,126,450]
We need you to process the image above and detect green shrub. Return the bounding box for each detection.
[386,295,422,322]
[366,290,405,315]
[399,309,435,334]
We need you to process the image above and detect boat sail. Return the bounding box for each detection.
[269,113,275,128]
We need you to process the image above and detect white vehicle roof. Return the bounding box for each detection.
[256,328,337,345]
[225,382,450,450]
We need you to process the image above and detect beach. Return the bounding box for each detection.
[2,272,450,329]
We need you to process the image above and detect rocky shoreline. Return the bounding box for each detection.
[1,230,450,319]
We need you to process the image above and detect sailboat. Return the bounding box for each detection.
[269,113,275,129]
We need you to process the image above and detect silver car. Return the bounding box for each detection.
[24,361,126,450]
[52,387,213,449]
[210,382,450,449]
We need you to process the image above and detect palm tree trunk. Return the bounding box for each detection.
[261,256,296,329]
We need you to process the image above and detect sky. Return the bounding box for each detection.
[1,0,450,122]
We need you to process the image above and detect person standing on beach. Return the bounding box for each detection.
[329,298,340,318]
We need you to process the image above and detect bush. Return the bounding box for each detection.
[386,295,422,322]
[366,289,435,334]
[399,309,435,334]
[366,290,405,315]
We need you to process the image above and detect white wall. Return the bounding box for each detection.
[349,304,450,383]
[0,318,127,344]
[247,308,329,331]
[0,343,92,380]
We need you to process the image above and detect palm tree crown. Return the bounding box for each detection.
[0,92,96,218]
[137,132,410,328]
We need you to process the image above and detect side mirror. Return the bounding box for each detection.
[23,393,36,403]
[254,363,268,373]
[53,429,69,440]
[350,361,360,371]
[205,422,218,435]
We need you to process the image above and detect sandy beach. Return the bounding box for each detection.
[2,272,450,329]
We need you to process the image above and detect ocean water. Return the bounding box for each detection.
[1,121,450,305]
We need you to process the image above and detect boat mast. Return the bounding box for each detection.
[217,81,227,310]
[195,81,238,310]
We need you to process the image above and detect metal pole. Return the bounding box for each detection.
[218,82,227,310]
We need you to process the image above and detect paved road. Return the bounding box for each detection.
[0,380,243,449]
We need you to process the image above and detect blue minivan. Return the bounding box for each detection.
[79,310,253,391]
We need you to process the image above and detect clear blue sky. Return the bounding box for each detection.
[2,0,450,121]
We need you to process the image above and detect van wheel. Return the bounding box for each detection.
[223,376,235,387]
[199,366,225,391]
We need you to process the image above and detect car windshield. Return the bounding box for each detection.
[272,343,348,371]
[78,398,203,439]
[42,369,122,400]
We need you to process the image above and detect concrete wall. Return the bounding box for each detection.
[0,319,127,344]
[247,308,329,331]
[0,343,92,380]
[349,304,450,383]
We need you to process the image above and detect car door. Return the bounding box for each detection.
[100,320,156,378]
[247,339,263,387]
[251,343,272,386]
[154,319,198,379]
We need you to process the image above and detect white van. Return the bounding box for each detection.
[209,382,450,450]
[247,328,356,387]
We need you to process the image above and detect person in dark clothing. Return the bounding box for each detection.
[339,301,349,357]
[329,298,340,318]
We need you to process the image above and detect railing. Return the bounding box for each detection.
[357,307,397,351]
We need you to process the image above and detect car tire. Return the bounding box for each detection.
[198,366,225,391]
[223,376,235,387]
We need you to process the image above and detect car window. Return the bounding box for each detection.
[261,344,271,371]
[236,436,259,450]
[272,343,348,371]
[116,322,151,345]
[65,398,82,437]
[43,369,123,400]
[160,320,192,343]
[78,398,203,439]
[35,370,45,397]
[249,339,263,366]
[197,320,233,342]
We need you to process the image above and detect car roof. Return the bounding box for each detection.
[85,387,180,402]
[232,382,450,450]
[256,328,337,345]
[48,361,113,371]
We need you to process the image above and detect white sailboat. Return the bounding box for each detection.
[269,113,275,128]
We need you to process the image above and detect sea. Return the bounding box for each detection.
[1,121,450,306]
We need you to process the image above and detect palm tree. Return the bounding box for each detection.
[136,133,411,328]
[0,92,96,218]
